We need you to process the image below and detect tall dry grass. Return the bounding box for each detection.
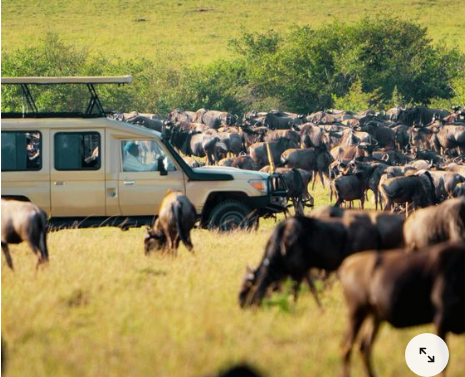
[2,190,465,377]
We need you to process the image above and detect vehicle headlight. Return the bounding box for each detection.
[249,180,268,194]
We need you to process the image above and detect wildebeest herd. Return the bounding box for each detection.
[3,104,465,376]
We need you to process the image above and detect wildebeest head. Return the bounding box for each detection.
[144,226,167,254]
[238,265,260,308]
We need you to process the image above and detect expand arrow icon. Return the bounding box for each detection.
[420,348,427,354]
[428,356,435,362]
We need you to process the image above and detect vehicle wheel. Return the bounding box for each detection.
[207,200,257,232]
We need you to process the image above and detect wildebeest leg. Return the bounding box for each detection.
[305,273,322,309]
[342,308,367,377]
[292,279,302,303]
[319,170,326,188]
[1,242,14,271]
[359,315,380,377]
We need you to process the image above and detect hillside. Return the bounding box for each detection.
[2,0,464,64]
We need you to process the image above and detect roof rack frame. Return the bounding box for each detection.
[1,76,132,118]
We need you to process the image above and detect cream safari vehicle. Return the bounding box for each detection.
[1,76,287,230]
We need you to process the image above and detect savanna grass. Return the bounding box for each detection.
[2,184,465,377]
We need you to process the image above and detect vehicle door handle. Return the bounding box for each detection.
[123,181,135,185]
[54,181,65,186]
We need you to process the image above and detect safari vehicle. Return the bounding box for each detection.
[1,76,288,230]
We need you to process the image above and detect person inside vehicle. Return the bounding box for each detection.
[83,146,99,168]
[123,141,159,172]
[26,134,40,169]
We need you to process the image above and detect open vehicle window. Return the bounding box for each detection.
[121,140,176,172]
[1,131,42,171]
[54,132,101,170]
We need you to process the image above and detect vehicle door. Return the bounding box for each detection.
[50,130,105,216]
[1,130,51,214]
[118,139,186,215]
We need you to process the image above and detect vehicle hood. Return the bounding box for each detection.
[193,166,269,180]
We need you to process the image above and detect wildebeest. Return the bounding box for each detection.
[403,197,465,250]
[239,215,380,308]
[281,147,332,188]
[260,167,313,216]
[339,242,465,377]
[144,190,197,255]
[432,125,465,155]
[398,106,450,127]
[249,138,297,169]
[379,171,437,213]
[169,127,227,165]
[332,172,367,209]
[310,205,404,249]
[1,199,49,270]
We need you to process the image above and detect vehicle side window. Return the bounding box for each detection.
[121,140,176,172]
[55,132,101,170]
[1,131,42,171]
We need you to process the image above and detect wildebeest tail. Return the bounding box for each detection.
[172,201,193,251]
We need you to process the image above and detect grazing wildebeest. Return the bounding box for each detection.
[144,190,197,255]
[339,242,465,377]
[239,216,379,308]
[403,197,465,250]
[1,199,49,270]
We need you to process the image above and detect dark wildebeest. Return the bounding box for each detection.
[398,106,450,127]
[260,167,313,217]
[432,125,465,155]
[358,121,395,149]
[126,115,164,132]
[332,172,367,209]
[1,199,49,270]
[169,127,227,165]
[230,155,257,170]
[403,197,465,251]
[249,138,297,169]
[264,129,300,146]
[339,242,465,377]
[198,109,238,129]
[345,160,389,210]
[311,205,404,249]
[144,190,197,255]
[168,108,196,123]
[379,171,437,214]
[239,215,380,308]
[281,146,332,189]
[264,112,304,130]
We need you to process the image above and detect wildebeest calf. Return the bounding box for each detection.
[144,190,197,255]
[339,242,465,377]
[1,199,49,270]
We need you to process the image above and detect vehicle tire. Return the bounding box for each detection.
[207,200,257,232]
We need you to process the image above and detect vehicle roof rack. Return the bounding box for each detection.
[1,75,132,118]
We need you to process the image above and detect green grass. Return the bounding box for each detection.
[2,0,465,64]
[2,185,465,377]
